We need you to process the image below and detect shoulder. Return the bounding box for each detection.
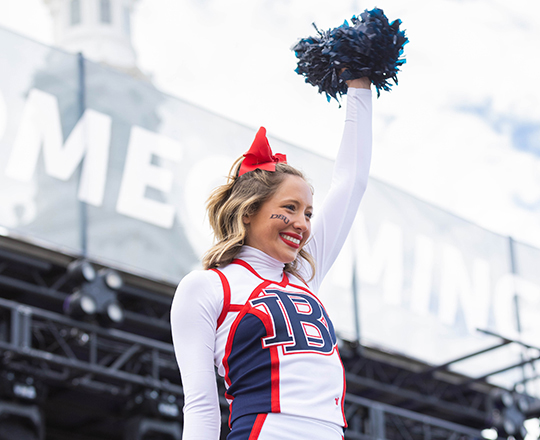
[172,270,224,317]
[176,269,221,292]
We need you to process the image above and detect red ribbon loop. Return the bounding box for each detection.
[238,127,287,176]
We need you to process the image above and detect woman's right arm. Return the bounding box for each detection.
[303,78,372,290]
[170,271,222,439]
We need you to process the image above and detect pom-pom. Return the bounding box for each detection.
[292,8,408,101]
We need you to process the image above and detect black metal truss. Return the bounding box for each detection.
[339,339,540,431]
[1,240,538,439]
[0,291,497,440]
[0,296,182,439]
[0,241,173,342]
[344,394,487,440]
[340,343,490,427]
[0,297,180,396]
[0,296,489,440]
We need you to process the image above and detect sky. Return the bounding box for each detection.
[2,2,540,434]
[1,0,540,252]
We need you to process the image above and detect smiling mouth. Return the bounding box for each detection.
[280,233,301,248]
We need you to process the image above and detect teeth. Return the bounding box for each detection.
[282,234,300,245]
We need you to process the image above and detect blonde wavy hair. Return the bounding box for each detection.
[202,157,316,281]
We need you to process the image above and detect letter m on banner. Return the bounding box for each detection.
[5,88,112,207]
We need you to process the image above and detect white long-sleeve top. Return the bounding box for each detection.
[170,88,372,439]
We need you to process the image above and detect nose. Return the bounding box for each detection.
[291,212,309,234]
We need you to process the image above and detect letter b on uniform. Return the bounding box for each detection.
[252,289,337,354]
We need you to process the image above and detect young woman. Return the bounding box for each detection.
[171,76,372,440]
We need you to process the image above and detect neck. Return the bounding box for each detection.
[236,246,286,282]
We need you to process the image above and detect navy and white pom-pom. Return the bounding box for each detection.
[292,8,408,101]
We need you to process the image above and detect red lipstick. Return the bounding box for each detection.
[279,233,302,249]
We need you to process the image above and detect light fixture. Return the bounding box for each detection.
[67,259,96,283]
[101,300,124,325]
[489,390,528,440]
[102,269,123,290]
[63,290,97,317]
[157,402,179,418]
[481,428,498,440]
[63,266,125,327]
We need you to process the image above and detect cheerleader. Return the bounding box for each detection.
[171,9,406,439]
[171,75,371,439]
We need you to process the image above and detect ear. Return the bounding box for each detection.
[242,214,251,225]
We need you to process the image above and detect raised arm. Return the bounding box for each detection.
[170,271,222,439]
[305,79,372,290]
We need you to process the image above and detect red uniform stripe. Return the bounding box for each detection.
[223,280,273,427]
[270,346,280,412]
[337,346,348,428]
[231,259,264,279]
[211,268,231,330]
[232,259,289,287]
[250,308,281,414]
[229,304,243,311]
[287,281,313,294]
[248,414,267,440]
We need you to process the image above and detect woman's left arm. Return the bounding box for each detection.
[305,78,372,290]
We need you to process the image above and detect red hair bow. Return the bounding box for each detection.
[238,127,287,176]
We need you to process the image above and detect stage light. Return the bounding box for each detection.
[489,390,528,440]
[101,300,124,325]
[13,384,36,401]
[67,259,96,283]
[102,269,123,290]
[63,290,97,318]
[157,402,179,418]
[2,373,45,406]
[63,266,125,327]
[481,428,498,440]
[75,330,90,346]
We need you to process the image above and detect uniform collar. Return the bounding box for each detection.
[236,246,285,282]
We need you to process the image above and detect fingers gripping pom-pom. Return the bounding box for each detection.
[292,8,408,101]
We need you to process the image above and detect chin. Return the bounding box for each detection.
[278,252,299,265]
[270,243,302,264]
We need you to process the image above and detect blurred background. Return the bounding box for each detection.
[0,1,539,439]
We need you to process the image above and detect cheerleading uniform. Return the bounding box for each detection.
[171,87,372,440]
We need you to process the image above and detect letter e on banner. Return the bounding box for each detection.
[116,126,183,228]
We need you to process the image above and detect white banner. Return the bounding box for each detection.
[1,27,539,395]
